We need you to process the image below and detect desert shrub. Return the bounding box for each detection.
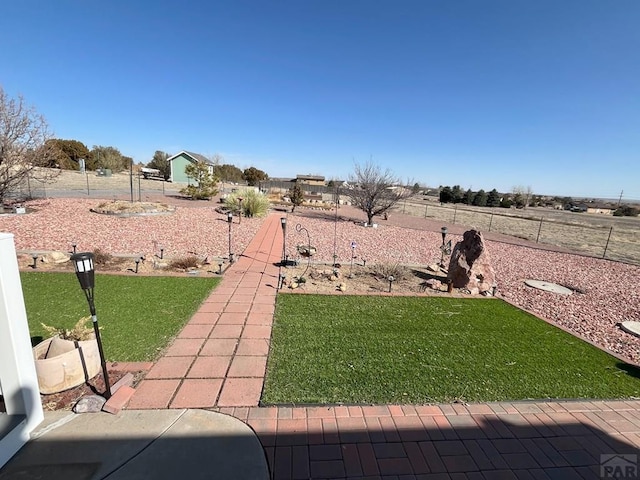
[93,248,113,266]
[614,205,639,217]
[169,255,200,270]
[371,262,410,281]
[41,317,95,341]
[224,188,269,218]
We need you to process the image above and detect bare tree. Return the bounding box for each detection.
[344,161,413,225]
[512,185,534,208]
[0,87,58,202]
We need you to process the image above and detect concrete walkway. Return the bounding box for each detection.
[1,409,268,480]
[126,213,640,479]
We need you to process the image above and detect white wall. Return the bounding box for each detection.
[0,232,43,467]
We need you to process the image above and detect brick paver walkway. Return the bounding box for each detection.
[128,213,640,479]
[128,213,282,410]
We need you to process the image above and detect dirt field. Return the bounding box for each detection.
[395,198,640,265]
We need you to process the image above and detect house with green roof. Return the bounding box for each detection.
[167,151,215,183]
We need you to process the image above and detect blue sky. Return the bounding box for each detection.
[2,1,638,199]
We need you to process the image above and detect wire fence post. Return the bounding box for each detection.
[453,205,457,224]
[536,217,543,243]
[488,214,493,232]
[603,226,614,259]
[424,205,428,218]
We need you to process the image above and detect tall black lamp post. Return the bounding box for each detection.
[71,252,111,399]
[280,217,287,266]
[227,212,234,263]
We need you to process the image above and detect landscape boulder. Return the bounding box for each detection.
[447,230,497,295]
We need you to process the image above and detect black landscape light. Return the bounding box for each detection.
[388,275,395,293]
[280,217,287,266]
[237,197,243,224]
[349,241,356,278]
[218,261,223,274]
[134,257,140,274]
[440,226,450,268]
[71,252,111,399]
[71,242,77,254]
[227,212,234,263]
[31,254,38,269]
[159,245,164,260]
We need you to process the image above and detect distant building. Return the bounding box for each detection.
[167,151,215,183]
[575,202,614,215]
[586,203,614,215]
[296,174,325,186]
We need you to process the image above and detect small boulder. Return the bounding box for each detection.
[338,282,347,292]
[425,279,442,290]
[73,395,106,413]
[447,230,497,295]
[41,251,69,264]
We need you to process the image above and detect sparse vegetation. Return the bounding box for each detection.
[92,248,114,266]
[371,261,410,281]
[41,316,95,341]
[169,255,201,270]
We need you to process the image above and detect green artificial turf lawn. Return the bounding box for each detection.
[21,272,220,362]
[263,294,640,404]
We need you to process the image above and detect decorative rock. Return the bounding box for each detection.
[425,279,442,290]
[338,282,347,292]
[447,230,497,295]
[289,282,299,289]
[427,264,441,273]
[73,394,106,413]
[41,251,70,264]
[524,279,573,295]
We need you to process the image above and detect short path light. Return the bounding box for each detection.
[388,275,395,293]
[134,257,141,274]
[31,254,38,269]
[159,246,164,260]
[227,212,234,263]
[71,252,111,399]
[440,226,451,268]
[71,242,77,254]
[280,217,287,266]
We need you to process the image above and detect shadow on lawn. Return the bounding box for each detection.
[617,363,640,380]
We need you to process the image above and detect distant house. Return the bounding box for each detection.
[585,203,614,215]
[296,174,325,186]
[167,151,215,183]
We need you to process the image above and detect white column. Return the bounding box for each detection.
[0,232,43,467]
